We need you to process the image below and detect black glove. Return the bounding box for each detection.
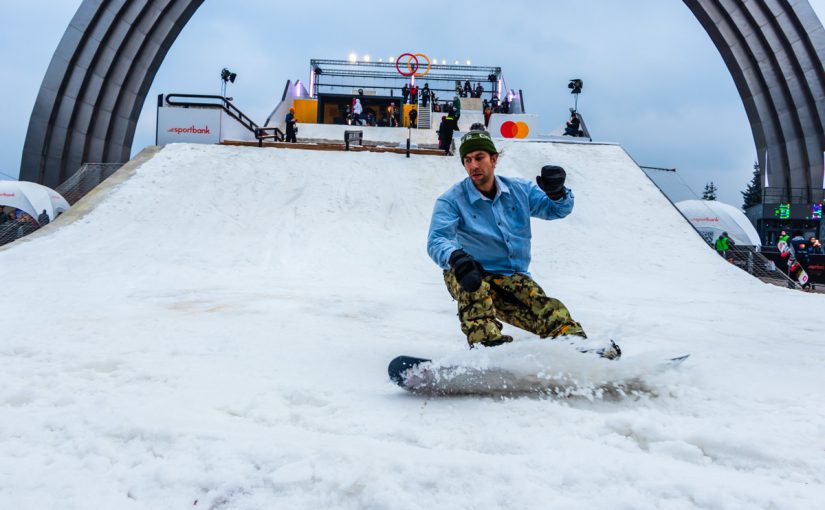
[449,249,484,293]
[536,165,567,200]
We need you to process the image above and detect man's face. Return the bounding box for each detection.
[463,150,498,192]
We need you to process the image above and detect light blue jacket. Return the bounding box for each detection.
[427,175,574,276]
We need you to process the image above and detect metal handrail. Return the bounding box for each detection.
[164,93,260,134]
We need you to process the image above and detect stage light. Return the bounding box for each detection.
[220,68,236,83]
[568,78,583,94]
[466,60,471,65]
[220,68,237,97]
[454,60,459,65]
[378,58,383,62]
[442,60,446,65]
[389,56,395,63]
[348,53,357,63]
[364,55,371,62]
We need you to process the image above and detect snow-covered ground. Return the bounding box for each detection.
[1,141,823,509]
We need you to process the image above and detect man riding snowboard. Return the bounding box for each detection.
[426,131,620,359]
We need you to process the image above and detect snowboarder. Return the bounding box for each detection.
[426,131,620,358]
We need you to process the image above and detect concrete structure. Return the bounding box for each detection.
[20,0,825,201]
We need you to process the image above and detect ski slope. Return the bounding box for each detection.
[1,141,823,509]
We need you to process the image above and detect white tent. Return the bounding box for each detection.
[0,180,70,223]
[675,199,761,246]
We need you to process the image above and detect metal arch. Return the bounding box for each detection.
[20,0,204,188]
[20,0,825,203]
[683,0,825,203]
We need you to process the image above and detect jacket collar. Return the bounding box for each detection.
[465,175,509,203]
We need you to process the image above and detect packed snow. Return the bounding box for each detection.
[1,141,823,509]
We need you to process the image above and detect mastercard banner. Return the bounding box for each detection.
[486,114,539,140]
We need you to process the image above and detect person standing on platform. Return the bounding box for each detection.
[285,107,298,143]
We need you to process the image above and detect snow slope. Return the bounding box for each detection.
[1,141,823,509]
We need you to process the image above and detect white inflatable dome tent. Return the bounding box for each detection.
[675,200,761,247]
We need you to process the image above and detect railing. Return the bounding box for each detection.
[255,126,284,145]
[725,245,802,290]
[762,187,825,203]
[55,163,124,205]
[164,94,260,135]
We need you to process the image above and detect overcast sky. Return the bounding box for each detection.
[2,0,824,206]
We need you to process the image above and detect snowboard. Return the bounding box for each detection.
[778,240,810,286]
[388,352,690,396]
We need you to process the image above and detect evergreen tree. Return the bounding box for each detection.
[741,161,762,209]
[702,181,718,201]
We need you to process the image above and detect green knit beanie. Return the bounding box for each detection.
[459,130,498,161]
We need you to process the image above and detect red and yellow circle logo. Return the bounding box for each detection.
[499,121,529,139]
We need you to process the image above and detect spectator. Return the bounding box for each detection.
[564,111,581,137]
[353,98,364,126]
[387,102,398,127]
[474,82,484,98]
[37,209,50,227]
[410,84,418,105]
[0,221,16,246]
[438,113,458,155]
[402,84,410,105]
[409,107,418,128]
[452,96,461,121]
[15,213,37,239]
[491,93,500,112]
[808,237,823,254]
[455,80,463,97]
[715,231,734,259]
[483,107,492,127]
[421,83,431,107]
[285,107,298,143]
[463,80,472,98]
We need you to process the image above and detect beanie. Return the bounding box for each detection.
[459,130,498,160]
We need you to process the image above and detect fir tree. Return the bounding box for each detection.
[741,161,762,209]
[702,181,718,200]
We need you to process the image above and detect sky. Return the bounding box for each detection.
[2,0,824,206]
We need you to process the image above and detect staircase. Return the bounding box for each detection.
[416,97,432,129]
[726,246,805,290]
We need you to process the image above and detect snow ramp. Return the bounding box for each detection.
[1,141,823,509]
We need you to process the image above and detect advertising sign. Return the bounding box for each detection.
[157,108,221,145]
[486,114,539,140]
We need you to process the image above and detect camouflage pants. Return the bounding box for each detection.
[443,270,587,345]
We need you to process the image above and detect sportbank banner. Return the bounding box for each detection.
[486,114,539,140]
[157,108,221,145]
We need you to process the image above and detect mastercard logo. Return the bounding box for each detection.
[499,121,529,139]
